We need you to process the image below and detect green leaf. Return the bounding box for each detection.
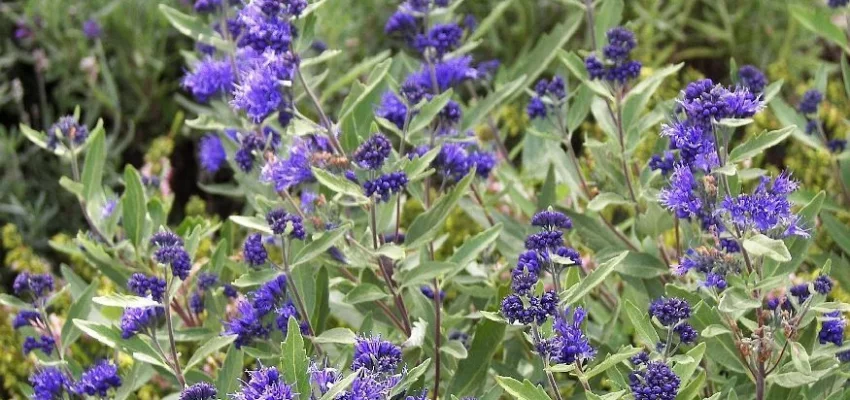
[409,90,454,133]
[789,341,811,375]
[448,223,502,267]
[0,293,34,310]
[73,319,120,348]
[228,215,273,235]
[716,118,753,128]
[312,168,369,204]
[561,251,628,305]
[822,212,850,256]
[216,345,244,397]
[441,340,469,359]
[673,342,706,387]
[281,318,311,397]
[447,320,505,396]
[587,192,631,212]
[743,234,791,262]
[842,56,850,101]
[727,126,794,164]
[584,346,642,379]
[717,288,761,313]
[321,51,391,102]
[159,4,230,51]
[233,270,282,288]
[495,376,552,400]
[702,325,731,338]
[186,335,237,371]
[389,359,431,397]
[291,223,351,267]
[313,328,357,345]
[469,0,514,41]
[507,15,582,86]
[343,284,390,304]
[93,294,160,308]
[61,279,98,352]
[81,123,106,200]
[594,0,624,49]
[790,4,850,54]
[625,300,660,347]
[318,372,359,400]
[398,261,458,289]
[122,165,146,247]
[461,75,526,131]
[405,171,475,248]
[338,59,391,123]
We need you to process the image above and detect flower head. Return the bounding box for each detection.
[541,307,596,364]
[73,360,122,397]
[120,306,162,339]
[199,133,227,173]
[351,336,403,374]
[819,311,846,346]
[13,272,54,301]
[531,210,572,230]
[233,366,295,400]
[30,367,72,400]
[224,300,271,348]
[376,92,409,129]
[629,361,680,400]
[151,231,192,280]
[179,382,217,400]
[243,233,269,267]
[363,171,408,202]
[128,273,167,302]
[738,65,767,93]
[182,58,234,102]
[266,209,306,239]
[649,297,691,327]
[354,134,393,170]
[799,90,823,115]
[47,116,88,150]
[83,19,101,39]
[814,275,833,295]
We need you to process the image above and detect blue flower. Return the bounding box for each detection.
[799,89,823,115]
[467,150,496,178]
[585,27,642,85]
[673,247,739,290]
[819,311,845,346]
[649,297,691,327]
[720,171,808,238]
[674,323,698,344]
[501,294,534,324]
[23,335,54,356]
[46,116,88,150]
[13,310,41,329]
[631,351,650,366]
[266,209,306,239]
[120,306,162,339]
[830,0,850,7]
[243,233,268,267]
[814,275,833,295]
[440,100,462,125]
[524,230,564,253]
[224,284,239,298]
[526,96,547,119]
[83,19,101,39]
[354,133,393,170]
[310,363,342,396]
[679,80,763,125]
[658,165,705,221]
[376,91,409,129]
[419,23,463,57]
[649,151,676,175]
[180,382,217,400]
[151,231,192,280]
[237,5,295,53]
[738,65,767,93]
[224,300,271,348]
[511,250,541,294]
[232,366,295,400]
[190,292,205,314]
[404,56,479,94]
[197,272,219,291]
[351,336,403,373]
[660,121,717,172]
[828,139,847,153]
[585,55,606,81]
[629,361,680,400]
[433,142,470,182]
[13,272,54,301]
[182,58,234,102]
[260,136,331,191]
[199,133,227,173]
[541,307,596,365]
[231,65,283,123]
[531,210,572,230]
[73,360,122,397]
[420,285,446,301]
[363,171,408,202]
[275,300,308,335]
[385,11,419,37]
[252,274,288,316]
[128,273,166,302]
[30,367,72,400]
[603,27,637,62]
[790,283,811,303]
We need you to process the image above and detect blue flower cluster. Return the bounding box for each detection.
[243,233,269,267]
[585,27,642,85]
[649,297,698,345]
[198,133,227,173]
[629,361,680,400]
[182,57,234,103]
[46,116,89,150]
[737,65,768,94]
[797,88,848,153]
[190,272,220,314]
[232,366,295,400]
[13,272,54,303]
[29,361,124,399]
[260,134,335,192]
[128,272,167,302]
[526,75,567,120]
[501,210,590,365]
[430,141,496,183]
[363,171,409,203]
[180,382,218,400]
[353,133,393,170]
[819,311,845,346]
[23,335,54,356]
[673,246,741,291]
[151,231,192,280]
[720,172,808,239]
[538,307,596,365]
[266,208,307,239]
[224,274,308,348]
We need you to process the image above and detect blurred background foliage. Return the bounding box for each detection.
[1,0,850,398]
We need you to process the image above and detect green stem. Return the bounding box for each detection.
[164,274,186,388]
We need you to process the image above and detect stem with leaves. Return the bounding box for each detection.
[69,141,113,246]
[296,67,345,156]
[370,198,413,336]
[163,273,186,388]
